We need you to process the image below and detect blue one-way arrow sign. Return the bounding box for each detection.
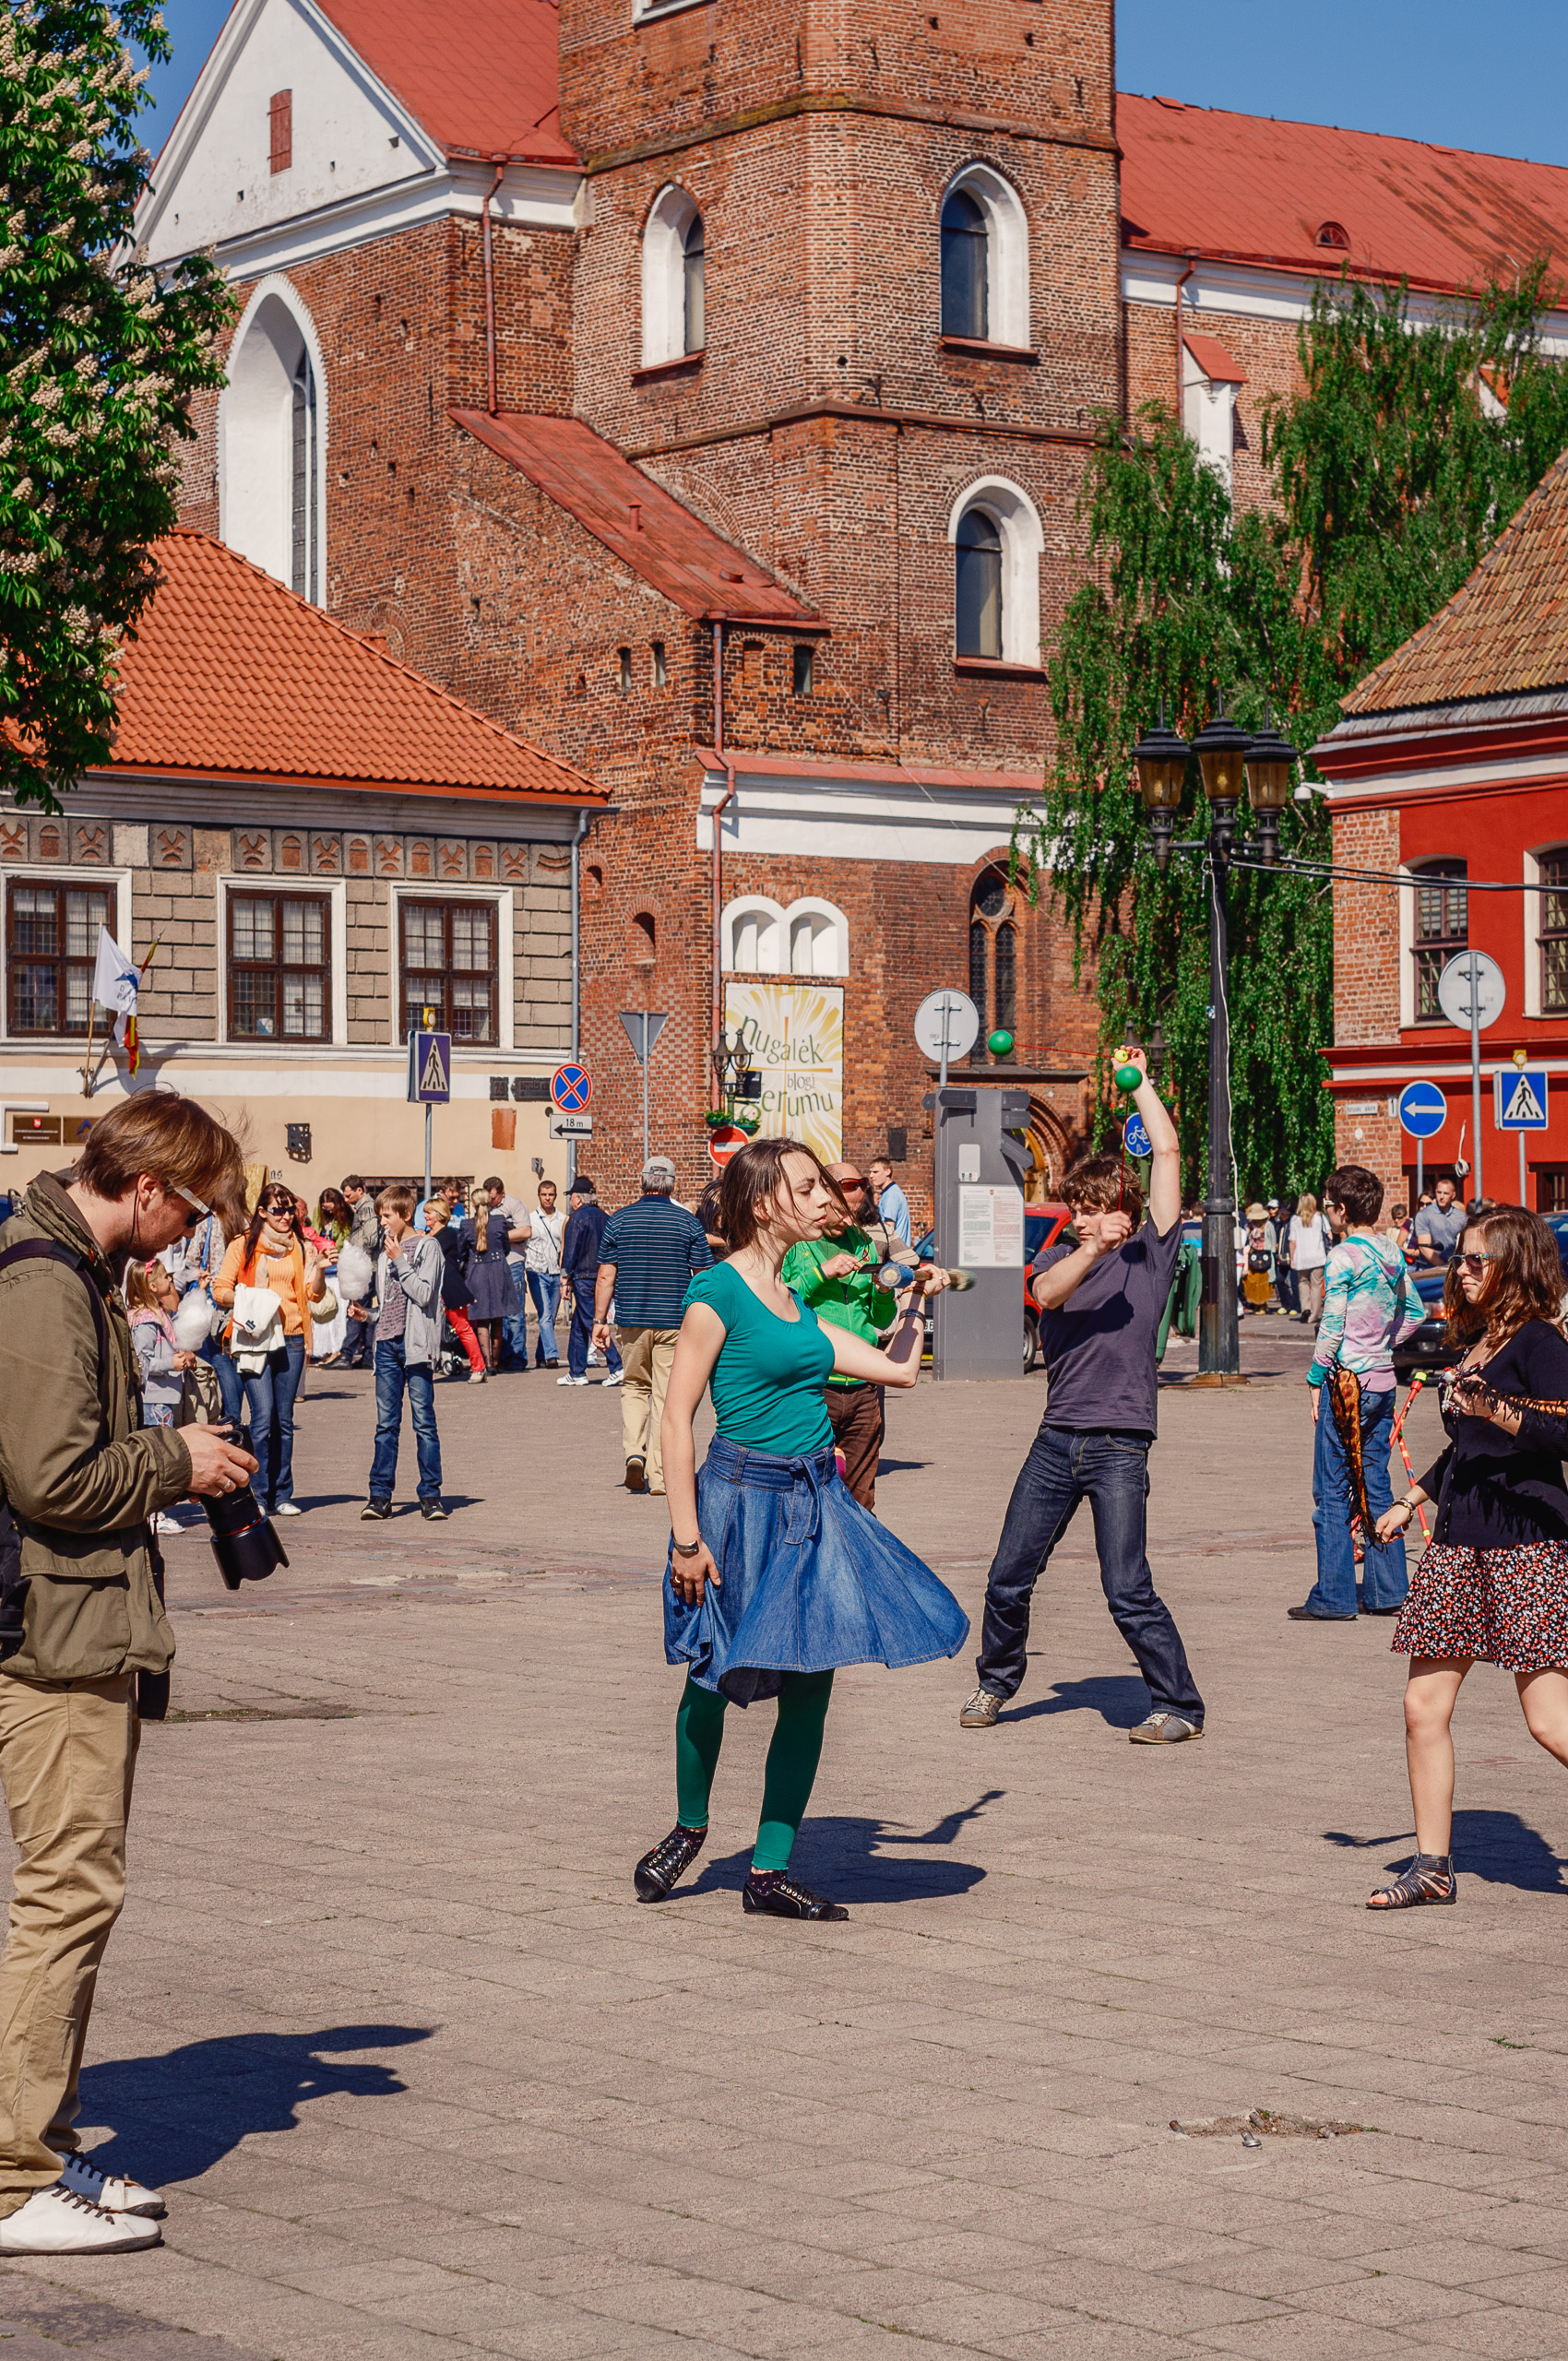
[1397,1080,1447,1140]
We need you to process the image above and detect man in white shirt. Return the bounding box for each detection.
[867,1157,911,1246]
[520,1180,566,1369]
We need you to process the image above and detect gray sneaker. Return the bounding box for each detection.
[959,1687,1003,1729]
[1128,1712,1203,1744]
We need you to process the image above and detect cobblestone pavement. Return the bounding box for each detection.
[8,1318,1568,2360]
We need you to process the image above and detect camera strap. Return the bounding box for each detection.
[0,1240,115,1661]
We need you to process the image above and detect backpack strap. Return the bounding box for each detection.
[0,1240,119,1661]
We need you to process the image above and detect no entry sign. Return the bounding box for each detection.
[707,1124,748,1169]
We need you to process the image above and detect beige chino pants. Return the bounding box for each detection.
[0,1674,137,2213]
[618,1327,680,1493]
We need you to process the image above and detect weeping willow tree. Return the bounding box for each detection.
[1017,267,1568,1204]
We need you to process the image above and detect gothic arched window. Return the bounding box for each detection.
[956,508,1003,658]
[941,187,988,339]
[223,284,324,600]
[968,868,1017,1060]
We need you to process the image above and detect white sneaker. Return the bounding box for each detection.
[600,1370,624,1387]
[59,2149,167,2219]
[152,1513,184,1536]
[0,2182,161,2252]
[468,1370,487,1384]
[558,1373,588,1387]
[271,1501,303,1517]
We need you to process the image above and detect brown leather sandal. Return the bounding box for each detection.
[1367,1853,1456,1908]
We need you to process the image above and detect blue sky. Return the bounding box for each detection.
[137,0,1568,168]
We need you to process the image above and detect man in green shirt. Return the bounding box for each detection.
[782,1160,902,1510]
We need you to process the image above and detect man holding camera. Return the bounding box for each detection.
[0,1097,255,2253]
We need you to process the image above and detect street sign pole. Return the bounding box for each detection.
[424,1103,433,1209]
[617,1014,668,1168]
[1468,950,1483,1207]
[1521,1126,1527,1209]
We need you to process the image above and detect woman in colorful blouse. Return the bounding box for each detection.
[1370,1207,1568,1907]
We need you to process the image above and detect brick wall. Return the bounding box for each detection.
[1331,803,1402,1202]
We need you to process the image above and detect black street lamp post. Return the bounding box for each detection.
[1130,703,1299,1382]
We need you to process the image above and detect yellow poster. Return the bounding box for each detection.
[724,981,844,1164]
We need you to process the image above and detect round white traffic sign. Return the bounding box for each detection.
[1436,951,1505,1032]
[914,988,980,1064]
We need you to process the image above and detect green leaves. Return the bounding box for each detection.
[1016,271,1568,1204]
[0,0,234,808]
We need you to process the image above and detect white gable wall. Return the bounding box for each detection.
[140,0,434,267]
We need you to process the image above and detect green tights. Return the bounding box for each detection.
[674,1669,835,1873]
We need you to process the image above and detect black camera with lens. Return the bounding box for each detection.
[203,1482,289,1591]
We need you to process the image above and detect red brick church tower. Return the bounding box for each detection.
[151,0,1120,1204]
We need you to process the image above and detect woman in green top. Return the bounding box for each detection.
[634,1138,968,1922]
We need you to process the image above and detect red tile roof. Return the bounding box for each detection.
[1182,332,1246,386]
[1120,90,1568,296]
[314,0,576,163]
[1342,447,1568,715]
[452,410,818,625]
[101,531,605,803]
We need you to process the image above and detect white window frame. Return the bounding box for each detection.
[947,478,1044,668]
[216,874,346,1049]
[219,274,329,602]
[641,184,704,369]
[1525,842,1568,1020]
[720,894,848,977]
[941,162,1030,349]
[0,865,132,1045]
[388,883,514,1051]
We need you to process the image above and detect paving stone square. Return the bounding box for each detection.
[4,1324,1566,2358]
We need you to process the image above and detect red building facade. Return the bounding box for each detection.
[1318,449,1568,1213]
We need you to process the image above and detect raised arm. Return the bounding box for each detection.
[1123,1045,1180,1233]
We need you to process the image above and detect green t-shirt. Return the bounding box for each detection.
[781,1228,899,1387]
[683,1259,835,1455]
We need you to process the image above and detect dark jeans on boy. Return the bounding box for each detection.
[975,1426,1205,1724]
[340,1302,373,1369]
[1301,1382,1408,1617]
[370,1340,442,1503]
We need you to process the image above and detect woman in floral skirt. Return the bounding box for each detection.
[1370,1205,1568,1907]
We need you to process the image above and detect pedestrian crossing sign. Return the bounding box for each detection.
[1494,1066,1549,1130]
[406,1027,452,1105]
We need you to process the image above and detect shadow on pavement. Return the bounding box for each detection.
[1324,1812,1568,1893]
[998,1674,1148,1728]
[78,2023,434,2187]
[683,1793,1004,1904]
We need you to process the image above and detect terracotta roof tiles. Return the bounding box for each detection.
[452,410,818,624]
[314,0,576,162]
[1121,90,1568,295]
[1342,446,1568,715]
[102,530,605,802]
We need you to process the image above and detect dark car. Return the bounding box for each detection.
[915,1202,1073,1370]
[1391,1211,1568,1382]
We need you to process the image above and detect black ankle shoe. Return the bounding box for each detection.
[634,1824,707,1902]
[742,1873,848,1921]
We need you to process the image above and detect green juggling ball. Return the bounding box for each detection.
[987,1029,1015,1057]
[1113,1062,1143,1092]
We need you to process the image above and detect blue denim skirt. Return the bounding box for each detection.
[664,1435,969,1706]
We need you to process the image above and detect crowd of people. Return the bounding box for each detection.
[1238,1170,1483,1325]
[0,1074,1562,2255]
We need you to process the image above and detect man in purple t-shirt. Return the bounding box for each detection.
[959,1047,1205,1743]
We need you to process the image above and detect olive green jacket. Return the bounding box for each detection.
[0,1173,188,1680]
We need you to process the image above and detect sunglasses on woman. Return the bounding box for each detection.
[1459,1251,1494,1273]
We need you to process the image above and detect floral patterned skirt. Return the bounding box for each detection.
[1393,1540,1568,1670]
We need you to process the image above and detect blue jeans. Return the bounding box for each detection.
[370,1340,443,1502]
[527,1271,562,1363]
[1305,1382,1408,1615]
[240,1338,305,1510]
[976,1425,1204,1723]
[500,1259,529,1367]
[567,1288,622,1379]
[199,1335,244,1426]
[340,1301,373,1367]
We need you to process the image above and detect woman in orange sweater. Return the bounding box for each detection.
[212,1183,327,1517]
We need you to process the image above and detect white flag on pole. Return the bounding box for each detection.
[92,926,140,1045]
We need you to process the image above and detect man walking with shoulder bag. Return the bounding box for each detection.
[0,1096,256,2252]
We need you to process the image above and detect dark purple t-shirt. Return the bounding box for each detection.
[1031,1216,1183,1437]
